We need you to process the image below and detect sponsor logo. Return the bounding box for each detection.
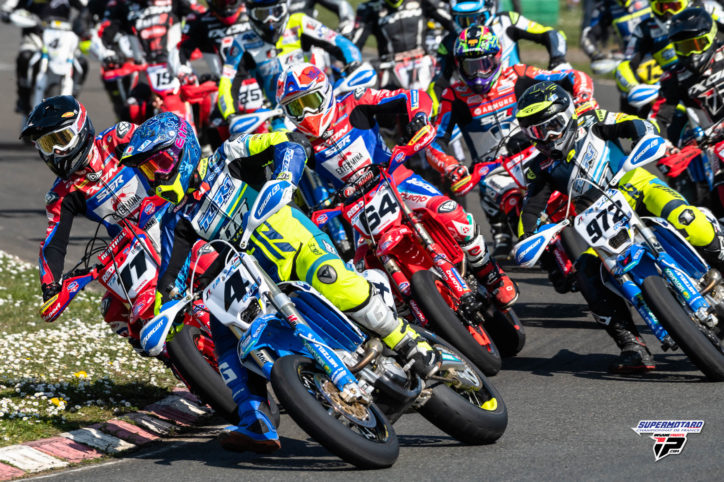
[632,420,704,461]
[438,200,457,213]
[67,281,79,293]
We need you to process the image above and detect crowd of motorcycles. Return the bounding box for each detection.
[6,0,724,470]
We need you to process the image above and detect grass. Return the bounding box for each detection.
[0,251,179,447]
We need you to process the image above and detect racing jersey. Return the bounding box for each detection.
[352,0,455,57]
[100,0,202,63]
[217,12,362,118]
[1,0,87,35]
[435,11,568,92]
[40,121,150,285]
[427,64,595,172]
[520,110,657,236]
[290,0,355,33]
[156,131,309,294]
[657,43,724,142]
[580,0,652,60]
[306,87,432,188]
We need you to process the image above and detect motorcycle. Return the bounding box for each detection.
[513,134,724,381]
[10,10,84,112]
[38,201,241,422]
[313,126,525,374]
[143,238,507,468]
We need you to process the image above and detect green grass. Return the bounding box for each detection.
[0,251,179,447]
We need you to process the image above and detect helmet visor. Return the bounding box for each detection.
[523,111,571,142]
[249,4,287,23]
[674,33,713,56]
[138,150,177,183]
[651,1,686,16]
[454,14,478,29]
[282,91,326,120]
[460,55,499,78]
[34,127,78,156]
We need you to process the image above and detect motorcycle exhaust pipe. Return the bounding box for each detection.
[349,338,383,373]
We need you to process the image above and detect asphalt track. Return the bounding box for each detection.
[0,25,720,482]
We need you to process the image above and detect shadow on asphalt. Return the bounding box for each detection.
[0,208,46,217]
[502,349,706,383]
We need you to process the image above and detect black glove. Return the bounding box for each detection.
[42,282,61,302]
[403,113,429,143]
[548,56,566,70]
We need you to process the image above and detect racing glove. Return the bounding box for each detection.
[403,113,430,143]
[41,282,61,302]
[446,164,475,196]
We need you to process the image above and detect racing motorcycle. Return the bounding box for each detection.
[10,9,85,112]
[38,202,240,422]
[513,134,724,381]
[142,225,507,468]
[313,126,526,376]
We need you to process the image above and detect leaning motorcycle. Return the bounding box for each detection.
[514,134,724,381]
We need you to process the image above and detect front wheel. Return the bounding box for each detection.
[641,275,724,381]
[411,269,502,376]
[414,327,508,443]
[483,307,526,358]
[271,355,399,469]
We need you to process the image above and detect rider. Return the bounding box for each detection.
[0,0,89,116]
[352,0,456,89]
[120,112,441,453]
[216,0,362,123]
[615,0,724,116]
[431,0,569,112]
[426,25,595,258]
[276,62,519,309]
[515,81,724,372]
[19,96,150,340]
[99,0,203,121]
[288,0,355,36]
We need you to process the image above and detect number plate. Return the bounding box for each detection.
[350,185,401,237]
[147,64,179,93]
[574,189,634,253]
[103,239,157,300]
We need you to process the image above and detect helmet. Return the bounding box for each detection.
[120,112,201,204]
[616,0,635,8]
[384,0,404,8]
[209,0,244,25]
[516,82,578,160]
[451,0,496,29]
[669,7,717,72]
[20,95,95,180]
[276,63,335,138]
[246,0,290,44]
[453,25,502,94]
[650,0,688,18]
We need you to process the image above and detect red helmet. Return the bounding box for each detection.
[276,63,335,138]
[209,0,244,25]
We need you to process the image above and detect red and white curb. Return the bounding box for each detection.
[0,389,212,480]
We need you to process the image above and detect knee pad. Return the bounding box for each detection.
[347,290,399,338]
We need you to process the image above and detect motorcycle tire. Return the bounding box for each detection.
[411,270,502,376]
[166,325,239,424]
[483,307,526,358]
[271,355,398,469]
[642,275,724,381]
[414,326,508,443]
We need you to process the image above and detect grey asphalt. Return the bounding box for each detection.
[0,24,720,482]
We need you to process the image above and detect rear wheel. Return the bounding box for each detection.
[411,270,501,376]
[166,325,239,423]
[641,275,724,381]
[271,355,398,469]
[414,327,508,443]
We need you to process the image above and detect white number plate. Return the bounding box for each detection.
[147,64,179,93]
[574,189,634,252]
[352,185,400,237]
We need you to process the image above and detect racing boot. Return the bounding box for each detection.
[490,221,513,260]
[15,86,31,116]
[216,350,281,453]
[604,317,655,374]
[460,230,518,308]
[348,293,441,377]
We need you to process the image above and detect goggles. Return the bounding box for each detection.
[282,90,326,120]
[523,111,571,142]
[651,1,686,16]
[460,55,499,78]
[34,127,78,156]
[454,14,481,28]
[674,32,714,56]
[249,4,287,23]
[138,150,177,184]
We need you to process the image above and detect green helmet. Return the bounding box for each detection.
[516,82,578,160]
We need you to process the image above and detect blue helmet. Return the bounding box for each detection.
[452,0,496,29]
[120,112,201,204]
